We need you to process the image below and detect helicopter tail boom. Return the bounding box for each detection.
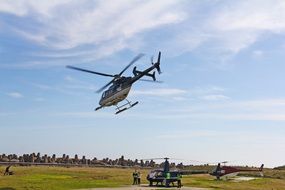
[133,67,156,81]
[150,71,156,81]
[130,51,162,84]
[144,71,156,81]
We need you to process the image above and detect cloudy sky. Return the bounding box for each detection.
[1,0,285,167]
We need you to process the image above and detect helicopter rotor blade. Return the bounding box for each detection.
[151,56,154,64]
[118,53,144,76]
[141,157,176,161]
[95,79,115,93]
[157,51,161,64]
[140,158,166,161]
[66,65,114,77]
[68,53,144,94]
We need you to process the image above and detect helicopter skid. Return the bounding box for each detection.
[95,106,103,111]
[131,101,138,107]
[115,100,138,114]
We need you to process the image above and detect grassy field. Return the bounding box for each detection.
[0,166,285,190]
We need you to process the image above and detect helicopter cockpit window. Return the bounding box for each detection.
[149,171,156,178]
[116,84,122,91]
[212,167,217,173]
[108,86,116,93]
[156,171,163,177]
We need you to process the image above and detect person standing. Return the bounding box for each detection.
[165,172,171,187]
[132,170,138,185]
[4,165,11,176]
[177,172,182,188]
[137,171,141,185]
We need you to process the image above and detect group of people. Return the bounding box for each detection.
[132,170,141,185]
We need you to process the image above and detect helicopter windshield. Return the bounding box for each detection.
[102,85,120,99]
[102,91,106,98]
[102,89,113,98]
[211,167,218,173]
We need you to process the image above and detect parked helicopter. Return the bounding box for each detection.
[210,162,264,180]
[145,158,207,187]
[146,158,181,187]
[67,52,162,114]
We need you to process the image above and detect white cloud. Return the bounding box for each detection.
[6,92,23,98]
[184,86,230,101]
[57,111,110,118]
[252,50,264,58]
[30,78,97,96]
[64,76,76,82]
[164,0,285,57]
[203,1,285,54]
[214,113,285,121]
[157,130,222,140]
[190,86,225,95]
[141,98,285,121]
[131,88,187,97]
[51,98,285,121]
[34,97,45,102]
[201,94,230,101]
[0,0,73,16]
[220,98,285,111]
[0,0,186,52]
[172,96,187,101]
[30,83,52,90]
[2,0,285,67]
[211,1,285,32]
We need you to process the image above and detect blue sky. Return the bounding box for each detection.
[1,0,285,168]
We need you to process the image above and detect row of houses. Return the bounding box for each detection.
[0,153,184,168]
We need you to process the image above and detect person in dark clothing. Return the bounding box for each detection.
[4,165,11,176]
[177,173,182,188]
[132,170,138,185]
[137,171,141,185]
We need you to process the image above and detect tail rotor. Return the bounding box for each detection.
[259,164,264,177]
[156,51,161,74]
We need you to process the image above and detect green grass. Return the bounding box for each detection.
[182,174,285,190]
[0,166,285,190]
[0,166,149,190]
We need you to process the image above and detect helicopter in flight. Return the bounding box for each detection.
[66,52,162,114]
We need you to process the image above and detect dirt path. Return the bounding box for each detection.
[79,184,212,190]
